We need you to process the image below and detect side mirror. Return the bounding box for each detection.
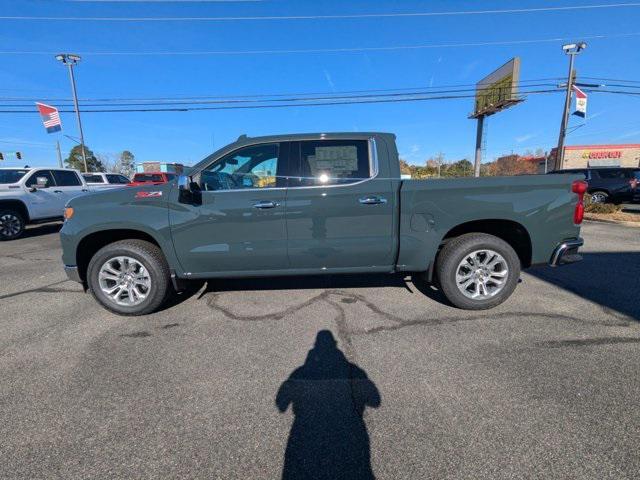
[178,175,202,205]
[177,175,191,191]
[33,176,50,190]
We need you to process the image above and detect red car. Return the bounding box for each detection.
[127,172,176,187]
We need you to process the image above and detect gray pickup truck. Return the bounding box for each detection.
[60,132,585,315]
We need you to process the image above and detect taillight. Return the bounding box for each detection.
[572,180,587,225]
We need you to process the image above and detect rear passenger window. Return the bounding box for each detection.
[295,140,371,186]
[52,170,82,186]
[106,174,128,184]
[84,174,104,183]
[595,169,630,179]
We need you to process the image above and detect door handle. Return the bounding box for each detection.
[359,196,387,205]
[252,200,280,209]
[53,190,63,193]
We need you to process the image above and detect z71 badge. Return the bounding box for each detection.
[135,191,163,198]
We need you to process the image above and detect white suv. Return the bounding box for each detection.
[82,172,130,189]
[0,167,91,240]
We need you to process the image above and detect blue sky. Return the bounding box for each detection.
[1,0,640,168]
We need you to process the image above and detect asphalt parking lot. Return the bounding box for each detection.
[1,221,639,479]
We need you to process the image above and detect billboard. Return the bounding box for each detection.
[471,57,521,118]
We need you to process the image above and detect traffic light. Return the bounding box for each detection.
[16,152,21,160]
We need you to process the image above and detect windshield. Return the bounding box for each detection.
[0,169,29,184]
[133,174,163,182]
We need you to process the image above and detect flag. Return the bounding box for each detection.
[36,102,62,133]
[572,85,587,118]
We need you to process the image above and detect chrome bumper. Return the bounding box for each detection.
[64,265,82,283]
[549,238,584,267]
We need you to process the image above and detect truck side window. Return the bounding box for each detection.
[295,140,370,186]
[84,174,105,183]
[200,143,280,191]
[53,170,82,186]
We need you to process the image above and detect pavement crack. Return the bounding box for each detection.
[0,280,77,301]
[354,311,631,336]
[538,336,640,348]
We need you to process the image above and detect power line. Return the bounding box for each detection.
[2,3,640,21]
[0,89,561,113]
[0,78,565,103]
[0,83,561,107]
[3,32,639,56]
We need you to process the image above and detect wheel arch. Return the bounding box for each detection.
[76,228,163,283]
[0,199,30,223]
[439,219,532,269]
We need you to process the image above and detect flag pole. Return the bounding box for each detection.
[56,140,63,168]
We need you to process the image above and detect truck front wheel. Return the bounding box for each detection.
[436,233,520,310]
[87,239,171,316]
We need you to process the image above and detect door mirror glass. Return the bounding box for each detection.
[177,175,191,191]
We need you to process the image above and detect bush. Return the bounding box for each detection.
[584,201,622,214]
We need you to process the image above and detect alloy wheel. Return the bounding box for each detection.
[98,256,151,306]
[455,249,509,300]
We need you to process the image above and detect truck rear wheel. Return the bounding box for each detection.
[436,233,520,310]
[87,239,171,316]
[0,209,25,241]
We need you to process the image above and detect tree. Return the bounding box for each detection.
[117,150,135,177]
[65,145,103,172]
[488,154,538,176]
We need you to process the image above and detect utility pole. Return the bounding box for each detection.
[473,116,484,177]
[556,42,586,170]
[55,54,88,172]
[55,140,63,168]
[436,152,444,178]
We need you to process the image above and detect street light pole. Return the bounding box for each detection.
[56,54,88,173]
[556,42,586,170]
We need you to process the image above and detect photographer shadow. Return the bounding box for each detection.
[276,330,381,480]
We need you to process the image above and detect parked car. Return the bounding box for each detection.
[549,167,640,204]
[0,167,91,240]
[82,172,130,189]
[127,172,176,187]
[61,132,585,315]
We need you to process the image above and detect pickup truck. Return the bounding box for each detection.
[0,167,90,240]
[60,132,585,316]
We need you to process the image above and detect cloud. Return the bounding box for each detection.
[458,60,480,80]
[400,144,423,163]
[615,129,640,140]
[515,133,536,143]
[323,70,335,91]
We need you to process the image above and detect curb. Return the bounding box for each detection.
[584,217,640,228]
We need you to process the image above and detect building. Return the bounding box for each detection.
[550,144,640,171]
[135,162,185,175]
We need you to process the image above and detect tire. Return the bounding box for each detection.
[436,233,521,310]
[590,191,609,204]
[0,209,26,241]
[87,239,171,316]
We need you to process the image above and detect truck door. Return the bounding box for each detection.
[285,138,395,270]
[23,169,62,218]
[51,170,87,206]
[169,142,290,275]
